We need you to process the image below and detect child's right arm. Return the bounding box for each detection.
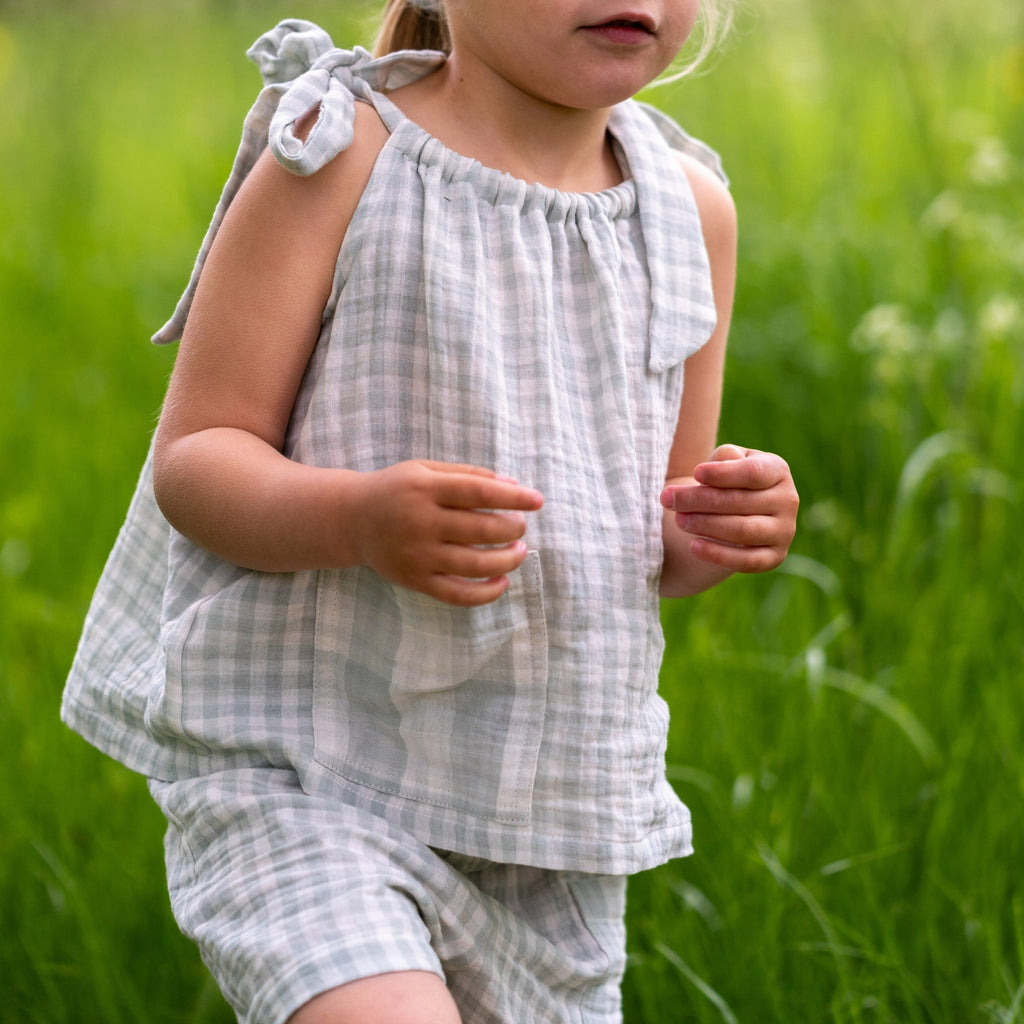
[152,103,543,607]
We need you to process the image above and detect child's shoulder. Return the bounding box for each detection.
[676,150,736,247]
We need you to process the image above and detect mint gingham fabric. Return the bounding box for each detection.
[150,766,628,1024]
[62,20,723,875]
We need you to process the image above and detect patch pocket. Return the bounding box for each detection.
[313,552,548,825]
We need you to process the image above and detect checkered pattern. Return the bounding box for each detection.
[62,20,724,874]
[150,766,628,1024]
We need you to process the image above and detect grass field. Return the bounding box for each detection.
[1,0,1022,1021]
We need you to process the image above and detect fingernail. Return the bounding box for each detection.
[660,487,674,509]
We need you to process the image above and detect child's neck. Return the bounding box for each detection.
[388,57,624,194]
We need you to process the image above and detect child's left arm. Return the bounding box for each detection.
[658,156,798,598]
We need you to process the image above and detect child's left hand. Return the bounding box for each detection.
[660,444,799,574]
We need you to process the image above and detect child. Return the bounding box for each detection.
[63,1,798,1021]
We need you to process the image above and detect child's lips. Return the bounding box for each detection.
[581,15,657,44]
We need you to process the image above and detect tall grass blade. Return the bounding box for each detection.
[815,667,939,765]
[887,430,972,559]
[756,842,859,1019]
[655,942,740,1024]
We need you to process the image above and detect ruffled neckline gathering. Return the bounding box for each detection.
[388,119,638,222]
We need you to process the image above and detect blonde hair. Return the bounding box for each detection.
[373,0,450,56]
[650,0,737,85]
[373,0,734,75]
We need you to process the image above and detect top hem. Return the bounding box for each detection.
[61,693,693,876]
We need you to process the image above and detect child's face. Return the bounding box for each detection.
[444,0,701,109]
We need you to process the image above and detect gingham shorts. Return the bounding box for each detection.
[148,767,627,1024]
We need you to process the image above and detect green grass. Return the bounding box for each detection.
[1,1,1022,1021]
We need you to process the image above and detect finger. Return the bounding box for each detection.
[419,461,500,479]
[689,536,789,574]
[428,573,514,608]
[663,482,779,517]
[435,539,529,581]
[411,461,543,510]
[711,443,748,462]
[437,473,544,512]
[418,461,524,487]
[423,540,533,607]
[439,508,529,546]
[694,449,788,490]
[677,512,783,548]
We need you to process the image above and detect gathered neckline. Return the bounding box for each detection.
[375,98,639,222]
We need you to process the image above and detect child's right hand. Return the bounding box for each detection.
[349,460,544,607]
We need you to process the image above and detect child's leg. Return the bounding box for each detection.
[148,768,627,1024]
[287,971,461,1024]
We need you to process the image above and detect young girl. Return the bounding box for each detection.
[63,1,798,1021]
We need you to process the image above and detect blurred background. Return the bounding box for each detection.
[1,0,1021,1020]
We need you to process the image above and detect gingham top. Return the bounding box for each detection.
[62,20,724,874]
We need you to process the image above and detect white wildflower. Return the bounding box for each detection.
[978,294,1022,338]
[851,303,921,357]
[920,189,963,234]
[967,136,1014,187]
